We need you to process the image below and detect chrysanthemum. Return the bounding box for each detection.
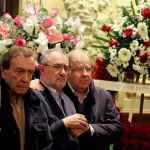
[130,40,139,51]
[106,64,118,77]
[118,48,132,62]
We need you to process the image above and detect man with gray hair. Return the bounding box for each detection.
[33,49,89,150]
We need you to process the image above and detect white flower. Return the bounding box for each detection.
[133,64,147,74]
[37,44,48,55]
[109,47,117,58]
[35,32,48,45]
[112,16,127,32]
[130,40,139,51]
[22,15,39,35]
[106,64,118,77]
[123,61,129,68]
[22,22,34,36]
[118,48,132,62]
[0,40,8,55]
[137,22,149,42]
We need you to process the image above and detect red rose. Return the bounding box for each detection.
[141,8,150,18]
[101,24,111,32]
[125,71,134,79]
[109,40,119,47]
[91,72,98,79]
[144,40,150,48]
[122,28,133,37]
[139,52,148,63]
[96,57,105,66]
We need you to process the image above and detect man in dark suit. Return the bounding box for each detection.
[62,49,122,150]
[33,49,89,150]
[0,46,52,150]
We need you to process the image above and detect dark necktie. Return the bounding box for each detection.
[59,95,66,116]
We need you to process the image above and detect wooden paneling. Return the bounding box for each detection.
[0,0,19,17]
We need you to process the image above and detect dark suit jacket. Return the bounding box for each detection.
[63,81,122,150]
[34,80,80,150]
[0,78,52,150]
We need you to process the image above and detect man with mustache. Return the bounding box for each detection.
[33,49,89,150]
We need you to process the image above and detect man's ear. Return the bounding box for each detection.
[39,65,45,73]
[1,68,8,79]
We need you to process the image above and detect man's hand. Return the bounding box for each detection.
[62,113,88,129]
[30,79,44,92]
[70,126,89,137]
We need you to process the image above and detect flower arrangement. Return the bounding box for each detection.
[0,3,81,60]
[92,0,150,82]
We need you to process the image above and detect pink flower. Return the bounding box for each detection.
[0,21,10,36]
[139,52,148,63]
[141,7,150,18]
[122,28,133,37]
[51,8,59,16]
[2,13,12,19]
[43,18,53,28]
[71,39,80,46]
[63,33,72,41]
[109,40,119,47]
[14,16,23,26]
[101,24,111,32]
[15,38,26,46]
[47,28,63,44]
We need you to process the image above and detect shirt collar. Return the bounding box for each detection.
[67,82,89,102]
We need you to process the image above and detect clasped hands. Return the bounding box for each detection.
[62,113,89,137]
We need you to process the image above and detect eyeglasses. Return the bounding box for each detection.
[44,64,71,73]
[71,66,94,73]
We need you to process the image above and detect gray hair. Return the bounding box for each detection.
[39,49,67,65]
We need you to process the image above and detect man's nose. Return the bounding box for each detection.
[22,72,31,82]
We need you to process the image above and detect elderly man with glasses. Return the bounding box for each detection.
[62,49,122,150]
[33,49,89,150]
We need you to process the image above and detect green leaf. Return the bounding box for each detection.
[93,35,109,42]
[38,8,48,17]
[130,1,135,16]
[135,0,138,6]
[91,45,108,49]
[121,7,136,26]
[108,33,117,40]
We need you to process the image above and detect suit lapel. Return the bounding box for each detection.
[42,85,65,119]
